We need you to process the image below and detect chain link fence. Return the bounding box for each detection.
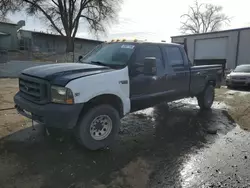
[2,50,85,64]
[0,49,91,77]
[0,49,8,63]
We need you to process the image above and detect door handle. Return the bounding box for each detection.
[166,74,174,80]
[196,72,201,75]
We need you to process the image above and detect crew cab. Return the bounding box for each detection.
[14,41,222,150]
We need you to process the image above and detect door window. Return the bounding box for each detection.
[136,45,162,62]
[134,45,163,75]
[165,46,184,66]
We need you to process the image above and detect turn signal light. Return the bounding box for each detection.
[66,99,74,104]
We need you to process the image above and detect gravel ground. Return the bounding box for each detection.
[0,79,250,188]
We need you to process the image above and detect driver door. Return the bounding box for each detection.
[129,44,166,110]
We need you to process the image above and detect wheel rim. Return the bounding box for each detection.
[205,87,214,106]
[90,115,113,141]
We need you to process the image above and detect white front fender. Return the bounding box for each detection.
[66,67,131,115]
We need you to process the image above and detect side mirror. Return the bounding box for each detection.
[78,55,83,62]
[143,57,156,76]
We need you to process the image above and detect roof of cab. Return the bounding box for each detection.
[107,39,181,46]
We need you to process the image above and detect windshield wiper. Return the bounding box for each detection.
[91,61,109,67]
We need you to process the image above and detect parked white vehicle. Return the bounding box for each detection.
[226,64,250,88]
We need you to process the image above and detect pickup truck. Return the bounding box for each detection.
[14,41,222,150]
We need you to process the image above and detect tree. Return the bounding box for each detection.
[0,0,122,52]
[0,0,19,22]
[180,0,230,34]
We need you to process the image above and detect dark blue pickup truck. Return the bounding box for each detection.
[14,41,222,150]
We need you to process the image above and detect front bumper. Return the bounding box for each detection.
[226,79,250,87]
[14,92,83,129]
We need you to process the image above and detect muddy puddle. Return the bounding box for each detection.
[1,98,249,188]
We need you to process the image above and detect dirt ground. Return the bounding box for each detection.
[0,79,31,139]
[215,87,250,131]
[0,79,250,188]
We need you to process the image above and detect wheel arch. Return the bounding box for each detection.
[207,79,216,87]
[78,94,124,121]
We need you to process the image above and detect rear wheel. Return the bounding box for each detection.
[75,104,120,150]
[197,84,215,110]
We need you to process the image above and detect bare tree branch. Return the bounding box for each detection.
[180,0,231,34]
[24,0,64,36]
[0,0,122,52]
[51,0,59,7]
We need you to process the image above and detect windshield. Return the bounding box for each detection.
[234,65,250,73]
[81,43,136,67]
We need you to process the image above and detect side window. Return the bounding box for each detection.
[136,45,162,62]
[132,45,163,75]
[165,46,184,66]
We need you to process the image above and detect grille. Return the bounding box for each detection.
[240,77,246,80]
[232,81,246,85]
[19,75,49,104]
[232,77,246,80]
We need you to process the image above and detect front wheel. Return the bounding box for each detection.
[75,104,120,150]
[197,84,215,110]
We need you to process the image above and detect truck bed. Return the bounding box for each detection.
[189,64,222,96]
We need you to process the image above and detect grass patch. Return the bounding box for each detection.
[215,88,250,131]
[215,88,228,101]
[226,94,250,130]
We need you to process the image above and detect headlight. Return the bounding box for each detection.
[226,75,231,80]
[51,86,74,104]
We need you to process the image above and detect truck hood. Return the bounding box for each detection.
[22,63,113,86]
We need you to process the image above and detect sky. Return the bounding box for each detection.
[8,0,250,42]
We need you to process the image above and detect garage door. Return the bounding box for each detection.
[194,37,228,60]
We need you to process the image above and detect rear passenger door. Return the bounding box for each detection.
[164,45,190,98]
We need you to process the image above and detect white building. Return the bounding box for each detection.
[171,27,250,70]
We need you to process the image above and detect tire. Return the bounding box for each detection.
[75,104,120,150]
[197,84,215,110]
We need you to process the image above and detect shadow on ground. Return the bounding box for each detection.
[228,86,250,92]
[0,99,236,188]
